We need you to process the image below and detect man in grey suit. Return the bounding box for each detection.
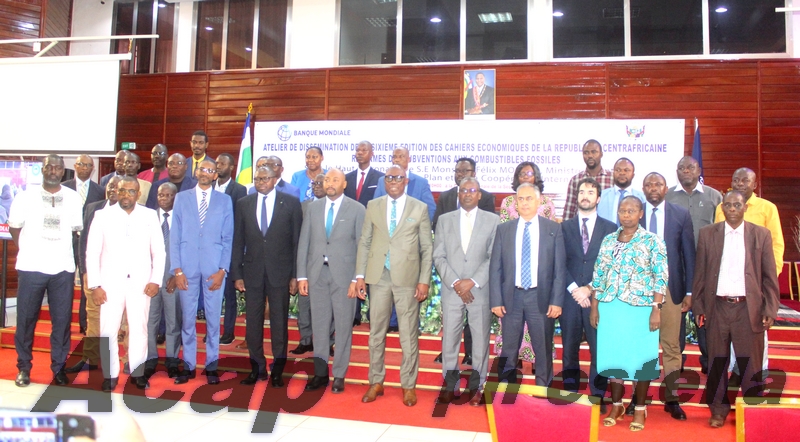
[490,183,567,386]
[433,177,499,406]
[297,169,365,393]
[356,165,433,407]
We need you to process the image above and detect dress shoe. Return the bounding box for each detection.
[220,333,235,345]
[240,371,269,385]
[353,317,361,327]
[290,343,313,355]
[101,378,118,392]
[469,388,485,406]
[625,400,636,416]
[709,414,726,428]
[270,373,285,388]
[79,325,87,335]
[143,367,156,379]
[174,369,196,385]
[701,366,708,375]
[15,370,31,388]
[156,333,166,345]
[462,354,473,365]
[134,376,150,390]
[362,384,384,403]
[54,370,68,386]
[197,309,205,320]
[433,353,443,363]
[204,370,220,385]
[387,325,399,333]
[167,367,180,378]
[664,402,687,420]
[304,376,329,391]
[402,388,417,407]
[330,345,334,357]
[599,402,608,415]
[123,362,130,375]
[64,360,97,374]
[236,341,249,350]
[436,390,456,404]
[202,335,207,343]
[332,378,345,393]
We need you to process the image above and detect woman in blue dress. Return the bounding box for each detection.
[589,195,668,432]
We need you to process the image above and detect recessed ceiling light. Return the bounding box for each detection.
[245,47,252,52]
[553,11,564,17]
[478,13,513,24]
[430,17,441,23]
[205,26,213,31]
[158,2,166,8]
[715,7,727,13]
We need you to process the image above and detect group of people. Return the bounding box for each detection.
[8,135,782,431]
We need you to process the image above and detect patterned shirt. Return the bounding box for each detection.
[591,226,668,306]
[499,194,556,223]
[562,168,613,220]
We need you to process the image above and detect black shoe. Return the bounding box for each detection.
[123,363,130,375]
[599,402,608,415]
[197,310,205,320]
[330,345,335,357]
[101,378,118,392]
[304,376,329,391]
[332,377,345,393]
[729,372,742,389]
[204,370,220,385]
[64,360,98,374]
[240,371,269,385]
[353,317,361,327]
[167,367,180,378]
[134,376,150,390]
[54,370,68,386]
[220,333,235,345]
[174,369,196,385]
[15,370,30,388]
[433,353,443,363]
[387,325,399,333]
[664,402,687,420]
[156,334,166,345]
[625,400,636,416]
[701,366,708,375]
[143,367,156,379]
[462,354,473,366]
[270,373,285,388]
[80,325,87,335]
[290,344,313,355]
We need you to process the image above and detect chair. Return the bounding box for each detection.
[779,262,794,301]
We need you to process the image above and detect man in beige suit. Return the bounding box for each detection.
[356,165,433,407]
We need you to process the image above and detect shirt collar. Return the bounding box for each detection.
[389,193,407,205]
[158,208,173,217]
[577,211,598,223]
[358,166,371,175]
[646,200,666,212]
[326,194,343,204]
[725,222,745,235]
[258,188,275,198]
[460,206,477,216]
[677,182,704,194]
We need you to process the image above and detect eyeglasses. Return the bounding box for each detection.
[167,161,185,167]
[518,171,535,178]
[124,160,139,165]
[75,162,92,168]
[311,182,324,187]
[197,167,216,174]
[617,209,640,216]
[265,162,282,168]
[152,151,167,157]
[254,177,276,183]
[385,175,406,183]
[455,168,474,174]
[117,188,138,196]
[459,188,479,194]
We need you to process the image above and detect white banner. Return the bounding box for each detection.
[253,119,685,214]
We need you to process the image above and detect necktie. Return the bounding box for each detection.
[198,191,207,227]
[521,221,532,289]
[385,200,397,269]
[581,217,590,254]
[616,189,627,225]
[161,212,170,245]
[260,195,268,236]
[79,182,87,204]
[326,202,334,238]
[462,211,472,253]
[356,172,365,201]
[649,207,658,235]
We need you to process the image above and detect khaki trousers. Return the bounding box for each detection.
[659,288,683,401]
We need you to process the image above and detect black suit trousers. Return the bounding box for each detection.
[245,273,290,375]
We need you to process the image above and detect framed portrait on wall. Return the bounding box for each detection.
[464,69,496,119]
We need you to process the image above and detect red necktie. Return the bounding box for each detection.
[356,171,365,200]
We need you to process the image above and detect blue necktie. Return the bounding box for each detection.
[616,189,627,225]
[326,202,334,238]
[198,191,207,227]
[521,221,532,289]
[385,200,397,269]
[260,195,268,236]
[649,207,658,235]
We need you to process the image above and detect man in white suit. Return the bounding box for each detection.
[297,168,365,393]
[86,177,165,392]
[433,177,499,406]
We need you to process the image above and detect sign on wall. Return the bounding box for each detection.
[253,119,685,216]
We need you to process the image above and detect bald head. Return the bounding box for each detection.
[324,168,347,199]
[731,167,757,200]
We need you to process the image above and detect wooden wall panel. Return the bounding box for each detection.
[164,73,208,151]
[42,0,70,56]
[0,0,42,58]
[116,75,167,149]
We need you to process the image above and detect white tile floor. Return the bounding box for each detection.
[0,380,492,442]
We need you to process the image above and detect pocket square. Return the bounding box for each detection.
[367,185,377,189]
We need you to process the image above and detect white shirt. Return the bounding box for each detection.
[514,216,539,288]
[158,208,173,231]
[214,178,231,194]
[75,178,90,203]
[386,193,407,230]
[8,186,83,274]
[85,202,165,290]
[256,188,276,228]
[716,222,747,297]
[644,201,666,240]
[567,211,598,293]
[195,185,213,209]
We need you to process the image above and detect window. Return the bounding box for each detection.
[196,1,225,71]
[401,0,460,63]
[256,0,288,67]
[339,0,396,65]
[552,0,625,58]
[466,0,527,61]
[630,0,702,56]
[112,1,175,74]
[709,0,786,54]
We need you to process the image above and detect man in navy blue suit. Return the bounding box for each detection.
[374,147,435,222]
[560,178,617,410]
[344,141,384,206]
[145,153,197,209]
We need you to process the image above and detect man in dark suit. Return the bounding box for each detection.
[63,155,105,334]
[693,190,779,428]
[215,153,248,345]
[232,166,302,387]
[464,72,494,115]
[345,141,385,206]
[560,178,617,409]
[430,157,496,364]
[145,153,197,209]
[99,150,127,189]
[170,159,233,385]
[490,183,567,386]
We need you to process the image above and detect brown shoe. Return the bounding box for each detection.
[362,384,384,403]
[469,388,485,406]
[236,341,249,350]
[402,388,417,407]
[709,415,726,428]
[436,390,455,404]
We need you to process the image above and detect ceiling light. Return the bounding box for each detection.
[430,17,441,23]
[366,17,395,27]
[245,47,252,52]
[205,26,213,31]
[553,11,564,17]
[715,7,727,13]
[158,2,166,8]
[478,13,513,24]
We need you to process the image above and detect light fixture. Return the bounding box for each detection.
[715,7,727,13]
[157,2,166,8]
[553,11,564,17]
[430,17,442,23]
[245,47,252,52]
[205,26,213,31]
[478,13,513,24]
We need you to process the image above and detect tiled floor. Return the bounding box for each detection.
[0,380,492,442]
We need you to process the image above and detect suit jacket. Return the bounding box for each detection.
[489,217,567,313]
[465,85,495,114]
[639,202,696,304]
[249,179,301,199]
[345,167,385,207]
[79,199,110,274]
[374,172,436,221]
[692,221,780,333]
[156,209,172,287]
[99,172,121,190]
[146,176,197,209]
[356,195,433,287]
[231,191,302,289]
[433,209,499,304]
[63,179,105,207]
[297,196,365,289]
[432,186,496,230]
[219,179,247,205]
[170,188,233,279]
[562,214,617,289]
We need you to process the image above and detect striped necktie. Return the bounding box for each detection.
[79,182,88,204]
[199,191,207,227]
[521,221,532,289]
[161,212,170,244]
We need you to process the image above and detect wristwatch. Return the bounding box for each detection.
[651,302,663,310]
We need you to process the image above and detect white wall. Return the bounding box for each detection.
[288,0,337,68]
[69,0,113,56]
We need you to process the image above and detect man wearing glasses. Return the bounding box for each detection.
[170,159,233,385]
[145,153,197,209]
[138,144,169,183]
[373,147,436,222]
